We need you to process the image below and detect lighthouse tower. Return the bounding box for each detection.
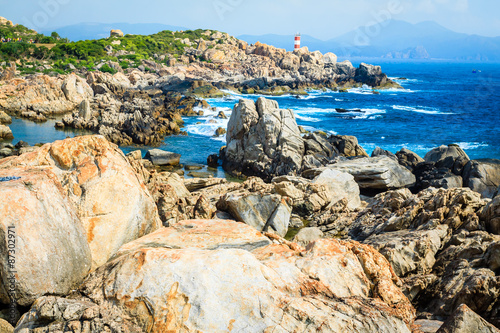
[294,33,301,50]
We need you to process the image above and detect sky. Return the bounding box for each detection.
[1,0,499,39]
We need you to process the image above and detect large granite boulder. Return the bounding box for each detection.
[305,156,416,191]
[223,97,305,181]
[396,148,424,171]
[463,159,500,198]
[354,63,388,87]
[0,135,160,268]
[61,73,94,104]
[0,168,91,307]
[15,221,416,332]
[217,191,292,237]
[310,168,361,210]
[424,145,469,164]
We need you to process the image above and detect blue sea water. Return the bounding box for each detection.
[5,61,500,167]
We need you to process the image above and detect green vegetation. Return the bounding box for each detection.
[0,22,216,75]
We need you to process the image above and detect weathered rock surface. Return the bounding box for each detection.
[0,125,13,140]
[0,74,93,116]
[482,194,500,234]
[16,221,415,332]
[218,191,292,237]
[222,98,371,181]
[0,135,160,268]
[292,227,324,246]
[0,318,13,333]
[223,97,305,181]
[0,111,11,125]
[424,145,469,164]
[463,159,500,198]
[0,168,91,307]
[436,304,500,333]
[305,156,416,191]
[396,148,424,172]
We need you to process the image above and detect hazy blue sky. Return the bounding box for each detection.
[1,0,499,39]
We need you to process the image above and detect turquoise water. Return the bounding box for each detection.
[4,61,500,166]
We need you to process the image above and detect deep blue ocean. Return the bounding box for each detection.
[6,61,500,171]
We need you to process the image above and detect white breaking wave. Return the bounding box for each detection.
[392,105,453,115]
[457,142,489,150]
[295,114,322,122]
[352,108,386,119]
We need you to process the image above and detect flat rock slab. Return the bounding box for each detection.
[305,156,416,190]
[113,219,272,257]
[145,149,181,166]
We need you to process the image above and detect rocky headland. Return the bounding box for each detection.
[0,26,399,146]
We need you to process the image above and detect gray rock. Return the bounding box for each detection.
[414,319,444,333]
[396,148,424,171]
[218,191,291,237]
[292,227,324,247]
[0,147,12,157]
[463,159,500,198]
[145,149,181,166]
[436,304,500,333]
[312,168,361,210]
[223,97,304,181]
[78,99,92,121]
[372,146,397,160]
[424,145,469,164]
[482,195,500,235]
[309,156,416,191]
[365,225,449,277]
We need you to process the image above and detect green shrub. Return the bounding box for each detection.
[100,63,117,74]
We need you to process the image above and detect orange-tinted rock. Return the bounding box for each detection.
[17,221,415,332]
[0,135,160,268]
[0,168,91,307]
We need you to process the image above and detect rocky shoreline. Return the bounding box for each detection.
[0,34,499,332]
[0,34,400,147]
[0,98,499,332]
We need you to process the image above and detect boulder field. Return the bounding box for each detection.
[0,134,499,332]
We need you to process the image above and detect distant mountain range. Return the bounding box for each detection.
[42,22,187,41]
[240,20,500,61]
[45,20,500,61]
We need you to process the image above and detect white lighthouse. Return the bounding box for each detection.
[294,33,301,50]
